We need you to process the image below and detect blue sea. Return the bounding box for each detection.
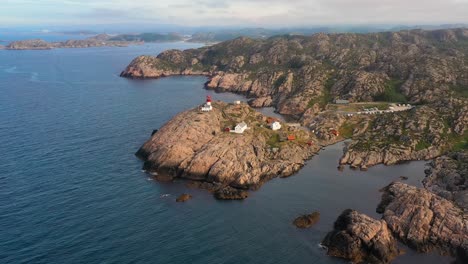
[0,42,452,263]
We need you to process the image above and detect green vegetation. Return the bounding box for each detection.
[308,76,335,108]
[449,132,468,151]
[339,122,355,138]
[373,79,407,102]
[450,84,468,98]
[415,139,432,151]
[266,133,281,148]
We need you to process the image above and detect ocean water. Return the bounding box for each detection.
[0,43,452,264]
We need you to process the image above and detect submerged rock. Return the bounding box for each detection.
[214,186,249,200]
[377,182,468,260]
[176,194,192,202]
[153,174,174,182]
[293,212,320,228]
[322,209,400,264]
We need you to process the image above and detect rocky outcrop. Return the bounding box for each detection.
[293,212,320,228]
[176,194,192,202]
[120,55,211,78]
[423,152,468,210]
[214,186,249,200]
[322,209,400,264]
[377,182,468,260]
[136,102,318,199]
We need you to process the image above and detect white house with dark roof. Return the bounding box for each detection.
[233,121,248,134]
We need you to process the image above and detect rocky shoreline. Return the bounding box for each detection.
[136,101,320,199]
[322,155,467,263]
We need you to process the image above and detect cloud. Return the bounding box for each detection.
[1,0,468,26]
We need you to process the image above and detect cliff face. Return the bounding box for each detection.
[136,102,318,197]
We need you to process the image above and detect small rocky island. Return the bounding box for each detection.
[137,99,320,199]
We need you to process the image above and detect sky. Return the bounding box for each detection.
[2,0,468,28]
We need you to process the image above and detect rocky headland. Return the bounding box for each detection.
[122,28,468,169]
[136,101,319,199]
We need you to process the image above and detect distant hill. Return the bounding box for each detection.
[109,33,184,42]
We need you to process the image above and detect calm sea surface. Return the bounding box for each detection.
[0,42,451,263]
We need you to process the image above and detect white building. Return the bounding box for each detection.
[233,121,248,134]
[270,121,281,131]
[201,103,212,112]
[201,96,213,112]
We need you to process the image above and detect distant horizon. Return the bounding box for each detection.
[1,23,468,35]
[2,1,468,29]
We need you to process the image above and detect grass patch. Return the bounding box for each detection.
[339,122,355,138]
[450,84,468,98]
[448,131,468,151]
[267,133,281,148]
[373,79,407,102]
[415,139,432,151]
[308,76,334,108]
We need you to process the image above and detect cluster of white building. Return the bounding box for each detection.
[346,103,413,117]
[200,97,282,134]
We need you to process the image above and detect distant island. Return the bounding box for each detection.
[122,28,467,263]
[3,34,143,50]
[1,32,189,50]
[108,32,185,42]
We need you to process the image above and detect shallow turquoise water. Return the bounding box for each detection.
[0,43,451,263]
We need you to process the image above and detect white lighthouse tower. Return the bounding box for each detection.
[201,95,213,112]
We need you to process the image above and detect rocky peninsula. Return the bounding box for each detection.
[122,28,468,170]
[136,101,319,199]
